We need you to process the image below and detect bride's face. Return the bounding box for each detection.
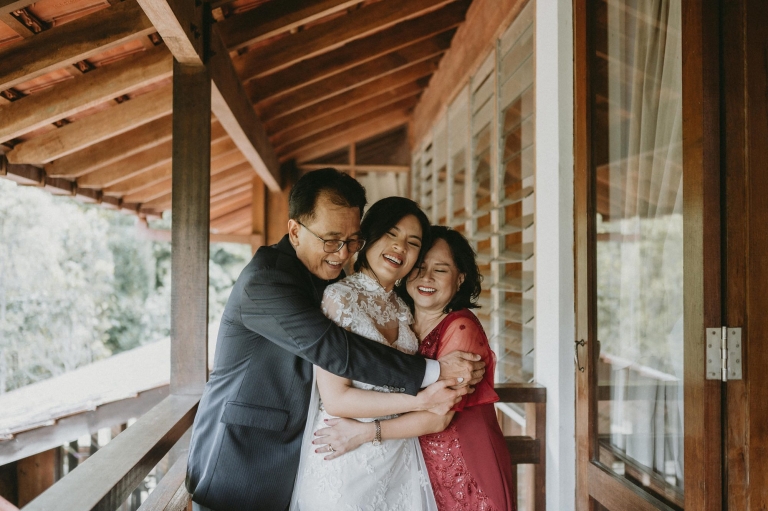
[364,214,423,291]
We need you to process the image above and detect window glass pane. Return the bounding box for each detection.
[591,0,684,506]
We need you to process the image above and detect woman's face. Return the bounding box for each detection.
[406,238,464,314]
[364,214,423,290]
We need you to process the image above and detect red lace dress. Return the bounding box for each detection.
[419,309,517,511]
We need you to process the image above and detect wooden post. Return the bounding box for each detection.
[251,176,265,254]
[16,450,56,508]
[348,144,356,178]
[170,59,211,396]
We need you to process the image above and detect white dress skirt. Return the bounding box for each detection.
[290,272,437,511]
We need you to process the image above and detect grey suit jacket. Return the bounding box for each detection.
[186,235,427,511]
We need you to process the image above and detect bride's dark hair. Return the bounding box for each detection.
[354,196,431,274]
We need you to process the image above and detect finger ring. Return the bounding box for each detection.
[329,445,335,453]
[457,377,464,383]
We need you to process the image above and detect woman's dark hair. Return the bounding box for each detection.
[353,197,431,275]
[288,168,367,222]
[396,225,483,313]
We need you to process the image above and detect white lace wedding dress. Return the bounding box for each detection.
[290,272,437,511]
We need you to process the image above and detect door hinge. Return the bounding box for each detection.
[706,327,742,381]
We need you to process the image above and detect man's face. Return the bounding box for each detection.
[288,194,362,280]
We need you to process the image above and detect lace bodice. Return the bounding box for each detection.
[322,272,419,396]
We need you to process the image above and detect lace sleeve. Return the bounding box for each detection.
[438,317,499,411]
[321,282,357,329]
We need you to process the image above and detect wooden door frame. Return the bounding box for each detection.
[573,0,724,509]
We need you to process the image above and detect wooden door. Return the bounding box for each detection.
[574,0,724,509]
[721,0,768,508]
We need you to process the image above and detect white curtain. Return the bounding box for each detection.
[599,0,684,489]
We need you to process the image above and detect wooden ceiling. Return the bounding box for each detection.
[0,0,472,237]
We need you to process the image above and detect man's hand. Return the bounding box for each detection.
[415,379,470,415]
[437,351,485,386]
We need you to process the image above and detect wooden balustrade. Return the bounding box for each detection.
[496,382,547,511]
[22,396,198,511]
[20,384,544,511]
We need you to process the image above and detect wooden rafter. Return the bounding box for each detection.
[210,191,251,221]
[241,0,467,97]
[298,164,410,173]
[270,85,422,147]
[289,110,411,163]
[210,205,251,233]
[77,122,227,189]
[232,0,455,79]
[107,137,240,197]
[0,0,155,91]
[45,115,173,178]
[6,86,173,164]
[135,0,281,191]
[217,0,362,51]
[0,46,172,143]
[265,71,433,133]
[277,96,419,157]
[0,0,33,16]
[256,35,450,120]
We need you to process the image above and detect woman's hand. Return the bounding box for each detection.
[416,378,470,415]
[312,418,375,461]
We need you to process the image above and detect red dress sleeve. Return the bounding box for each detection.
[435,312,499,412]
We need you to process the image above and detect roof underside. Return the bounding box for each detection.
[0,0,471,235]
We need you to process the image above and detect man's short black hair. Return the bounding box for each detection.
[288,168,367,222]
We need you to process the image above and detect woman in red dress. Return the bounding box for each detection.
[400,226,516,511]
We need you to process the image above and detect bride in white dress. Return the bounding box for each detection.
[291,197,440,511]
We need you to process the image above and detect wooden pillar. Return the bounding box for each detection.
[16,450,56,508]
[170,59,211,396]
[251,176,265,254]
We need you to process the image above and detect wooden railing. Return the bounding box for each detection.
[496,382,547,511]
[22,384,546,511]
[22,395,198,511]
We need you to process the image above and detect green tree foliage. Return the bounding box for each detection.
[0,180,252,393]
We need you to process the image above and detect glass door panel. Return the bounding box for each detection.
[590,0,684,508]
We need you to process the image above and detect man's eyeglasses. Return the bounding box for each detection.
[298,222,366,253]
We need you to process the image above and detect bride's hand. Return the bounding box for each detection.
[312,418,374,461]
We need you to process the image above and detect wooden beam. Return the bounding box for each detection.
[170,60,210,395]
[137,162,253,212]
[108,138,240,198]
[250,176,266,253]
[76,122,227,189]
[135,0,282,191]
[265,74,431,134]
[210,204,251,232]
[210,190,251,220]
[298,164,410,173]
[292,111,409,163]
[258,50,443,121]
[217,0,362,51]
[17,449,56,508]
[271,86,422,147]
[0,0,32,16]
[0,46,172,143]
[411,0,528,144]
[276,96,419,157]
[45,115,173,179]
[134,0,205,65]
[6,86,173,164]
[245,1,468,97]
[0,0,155,91]
[209,25,281,191]
[138,225,262,246]
[232,0,454,79]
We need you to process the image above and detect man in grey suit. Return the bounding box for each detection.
[186,168,484,511]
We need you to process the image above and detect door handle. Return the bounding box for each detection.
[574,339,586,372]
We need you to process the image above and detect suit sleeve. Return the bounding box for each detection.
[239,266,426,396]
